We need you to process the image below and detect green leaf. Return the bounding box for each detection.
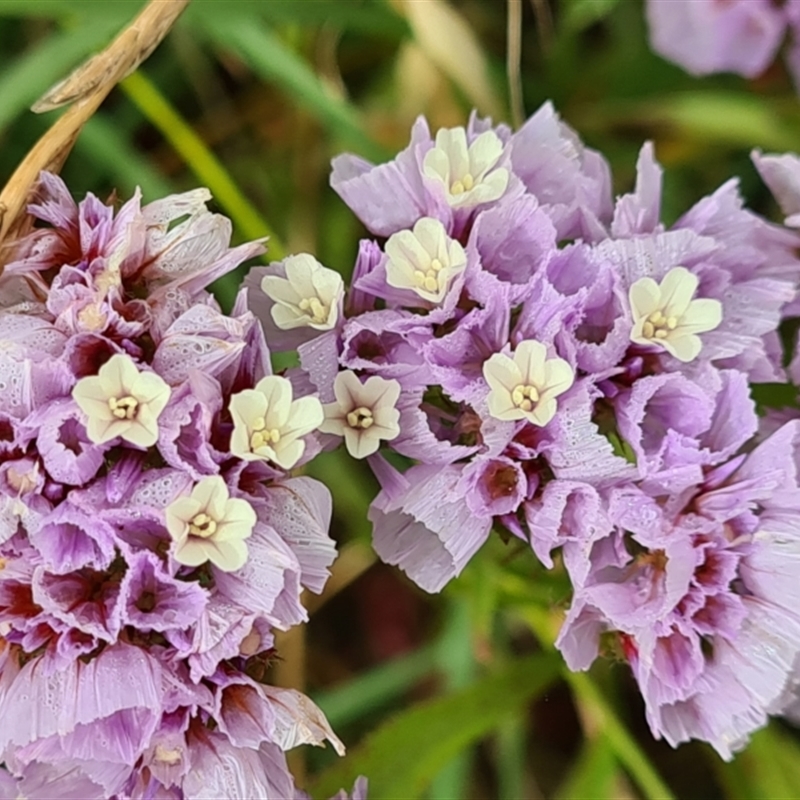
[750,382,798,412]
[561,0,622,33]
[714,724,800,800]
[309,653,559,800]
[191,10,386,161]
[555,737,618,800]
[312,645,437,730]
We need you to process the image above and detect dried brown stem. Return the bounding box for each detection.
[0,0,192,269]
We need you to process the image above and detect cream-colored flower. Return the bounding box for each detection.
[260,254,344,331]
[320,371,401,459]
[483,340,574,426]
[629,266,722,362]
[384,217,467,304]
[423,127,509,209]
[72,353,171,447]
[165,476,256,572]
[229,375,323,470]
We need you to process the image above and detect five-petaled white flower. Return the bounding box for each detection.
[423,127,509,209]
[72,353,171,447]
[229,375,323,470]
[384,217,467,304]
[165,476,256,572]
[483,340,574,426]
[320,371,401,459]
[629,266,722,362]
[260,254,344,331]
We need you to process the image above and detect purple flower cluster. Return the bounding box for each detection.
[246,104,800,758]
[0,174,350,798]
[646,0,800,87]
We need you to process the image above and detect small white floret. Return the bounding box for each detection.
[423,127,509,209]
[229,375,323,469]
[384,217,467,304]
[320,370,401,459]
[166,475,256,572]
[261,254,344,331]
[483,340,574,426]
[629,266,722,362]
[72,353,171,447]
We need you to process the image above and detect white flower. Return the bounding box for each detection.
[384,217,467,304]
[629,266,722,362]
[229,375,323,469]
[422,127,509,209]
[165,476,256,572]
[483,340,574,426]
[260,254,344,331]
[72,353,171,447]
[320,371,401,459]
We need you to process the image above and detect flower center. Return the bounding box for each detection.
[346,406,374,429]
[450,173,475,195]
[77,304,107,332]
[249,415,281,450]
[154,745,183,765]
[108,395,139,420]
[641,309,678,342]
[189,512,217,538]
[412,258,445,294]
[511,384,539,412]
[298,296,329,323]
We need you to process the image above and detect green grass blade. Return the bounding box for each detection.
[554,737,619,800]
[75,112,173,198]
[309,653,559,800]
[119,70,284,259]
[428,598,476,800]
[523,607,676,800]
[313,644,437,730]
[193,10,386,161]
[714,724,800,800]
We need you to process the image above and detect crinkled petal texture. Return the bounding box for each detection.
[556,422,800,759]
[0,643,162,793]
[752,149,800,226]
[369,458,492,593]
[182,739,294,800]
[646,0,785,78]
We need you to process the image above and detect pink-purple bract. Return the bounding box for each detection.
[245,103,800,757]
[0,174,348,798]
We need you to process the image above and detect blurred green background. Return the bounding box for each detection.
[2,1,800,798]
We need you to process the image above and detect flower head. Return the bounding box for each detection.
[320,371,401,458]
[384,217,467,304]
[229,375,323,469]
[483,340,574,426]
[165,476,256,572]
[423,127,509,209]
[71,353,171,447]
[629,266,722,362]
[260,254,344,331]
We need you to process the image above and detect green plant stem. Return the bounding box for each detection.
[120,70,284,259]
[524,607,676,800]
